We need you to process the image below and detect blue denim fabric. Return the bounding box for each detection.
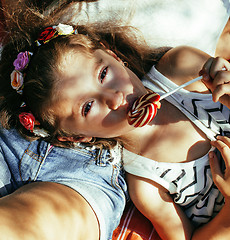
[0,126,128,240]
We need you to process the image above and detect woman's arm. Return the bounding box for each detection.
[0,182,99,240]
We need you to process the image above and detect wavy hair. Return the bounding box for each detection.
[0,3,170,148]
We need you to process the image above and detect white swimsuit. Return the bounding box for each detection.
[123,66,230,226]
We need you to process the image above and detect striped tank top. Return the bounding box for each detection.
[123,65,230,226]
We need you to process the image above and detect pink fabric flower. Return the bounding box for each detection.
[10,70,24,91]
[13,51,31,71]
[19,112,35,131]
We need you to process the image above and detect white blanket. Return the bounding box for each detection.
[61,0,230,56]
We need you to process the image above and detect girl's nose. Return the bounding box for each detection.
[104,91,124,110]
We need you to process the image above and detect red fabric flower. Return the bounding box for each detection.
[19,112,35,131]
[37,27,57,44]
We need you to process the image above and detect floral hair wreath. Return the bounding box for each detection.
[10,23,77,137]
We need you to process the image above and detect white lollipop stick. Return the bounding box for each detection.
[160,76,203,100]
[160,67,226,100]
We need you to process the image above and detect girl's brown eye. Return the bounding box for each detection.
[83,101,93,117]
[100,67,108,83]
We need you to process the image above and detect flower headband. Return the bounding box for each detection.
[19,111,49,138]
[11,24,77,95]
[10,23,77,137]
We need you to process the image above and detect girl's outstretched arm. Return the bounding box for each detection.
[0,182,99,240]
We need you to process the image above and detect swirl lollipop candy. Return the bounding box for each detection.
[128,92,161,127]
[128,74,206,127]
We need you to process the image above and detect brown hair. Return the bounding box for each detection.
[0,3,170,148]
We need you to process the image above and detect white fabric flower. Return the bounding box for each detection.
[10,70,24,91]
[33,128,49,138]
[55,23,74,35]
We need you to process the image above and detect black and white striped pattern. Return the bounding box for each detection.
[124,66,230,226]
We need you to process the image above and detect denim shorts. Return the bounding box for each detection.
[0,127,128,240]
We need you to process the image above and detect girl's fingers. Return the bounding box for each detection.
[212,70,230,87]
[208,57,230,79]
[201,58,230,94]
[212,82,230,102]
[209,150,230,197]
[216,135,230,147]
[210,136,230,197]
[200,57,214,77]
[209,151,223,179]
[211,136,230,170]
[201,57,230,81]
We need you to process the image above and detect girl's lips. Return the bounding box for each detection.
[126,95,138,114]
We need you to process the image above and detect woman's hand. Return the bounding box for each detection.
[210,136,230,201]
[200,57,230,108]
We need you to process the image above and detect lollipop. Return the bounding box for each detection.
[128,74,205,127]
[128,92,161,127]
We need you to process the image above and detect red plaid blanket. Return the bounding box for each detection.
[113,202,161,240]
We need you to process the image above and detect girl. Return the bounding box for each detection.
[1,11,230,240]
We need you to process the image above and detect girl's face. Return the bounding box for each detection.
[52,49,147,140]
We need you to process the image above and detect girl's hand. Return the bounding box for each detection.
[210,136,230,201]
[200,57,230,108]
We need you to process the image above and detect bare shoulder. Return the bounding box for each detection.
[156,46,211,91]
